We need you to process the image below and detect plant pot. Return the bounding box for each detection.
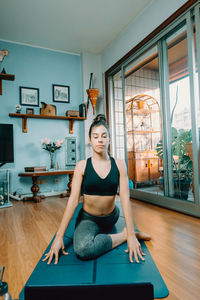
[174,179,191,200]
[158,177,191,200]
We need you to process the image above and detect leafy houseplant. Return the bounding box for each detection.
[156,127,193,199]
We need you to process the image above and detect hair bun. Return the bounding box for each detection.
[93,114,106,123]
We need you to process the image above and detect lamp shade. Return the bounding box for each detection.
[86,88,99,115]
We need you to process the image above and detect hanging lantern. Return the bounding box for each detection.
[86,88,99,115]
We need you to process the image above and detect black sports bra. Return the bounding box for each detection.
[81,157,119,196]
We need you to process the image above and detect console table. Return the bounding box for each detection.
[18,170,74,203]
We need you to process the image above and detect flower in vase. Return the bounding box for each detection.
[41,137,64,153]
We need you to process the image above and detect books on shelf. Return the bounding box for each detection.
[24,166,46,172]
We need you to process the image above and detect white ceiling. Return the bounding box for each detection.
[0,0,153,54]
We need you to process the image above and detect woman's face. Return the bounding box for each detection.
[89,125,110,154]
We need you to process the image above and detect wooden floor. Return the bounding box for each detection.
[0,196,200,300]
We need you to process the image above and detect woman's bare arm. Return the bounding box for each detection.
[43,160,85,264]
[116,159,145,263]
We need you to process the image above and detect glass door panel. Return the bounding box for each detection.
[167,25,194,201]
[124,46,163,194]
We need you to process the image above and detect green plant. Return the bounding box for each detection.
[156,127,193,181]
[156,86,193,199]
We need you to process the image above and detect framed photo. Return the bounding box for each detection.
[20,87,39,106]
[53,84,70,103]
[26,108,34,115]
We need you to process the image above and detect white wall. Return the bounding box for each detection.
[102,0,188,72]
[81,52,105,157]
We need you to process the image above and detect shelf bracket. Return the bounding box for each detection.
[0,73,15,95]
[22,117,28,133]
[0,80,2,95]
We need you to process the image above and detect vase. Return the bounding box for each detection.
[49,152,55,170]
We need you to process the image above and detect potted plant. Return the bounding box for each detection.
[156,127,193,200]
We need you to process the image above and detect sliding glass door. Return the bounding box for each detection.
[167,24,194,201]
[107,2,200,215]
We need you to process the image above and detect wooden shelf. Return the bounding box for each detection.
[9,113,86,134]
[0,73,15,95]
[127,130,160,134]
[126,109,160,115]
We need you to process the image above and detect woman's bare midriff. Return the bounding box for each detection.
[82,194,116,216]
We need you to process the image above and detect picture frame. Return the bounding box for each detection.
[26,108,34,115]
[53,84,70,103]
[20,87,39,106]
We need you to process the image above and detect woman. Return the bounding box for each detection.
[43,114,150,264]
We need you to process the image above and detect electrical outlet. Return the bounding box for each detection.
[55,178,59,184]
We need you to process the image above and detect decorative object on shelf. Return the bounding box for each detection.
[86,88,99,115]
[26,108,34,115]
[40,102,56,116]
[137,100,144,110]
[0,49,9,72]
[66,110,79,117]
[16,104,22,113]
[53,84,70,103]
[20,86,39,106]
[24,166,46,172]
[49,152,55,170]
[41,138,64,170]
[79,103,86,117]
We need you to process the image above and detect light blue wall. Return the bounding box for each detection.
[0,40,84,195]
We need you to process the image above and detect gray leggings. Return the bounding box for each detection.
[73,206,120,260]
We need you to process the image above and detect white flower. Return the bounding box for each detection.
[55,139,64,147]
[44,137,51,145]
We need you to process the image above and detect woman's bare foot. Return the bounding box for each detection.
[136,232,151,241]
[122,228,151,241]
[109,227,127,249]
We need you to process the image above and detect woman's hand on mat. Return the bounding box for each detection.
[126,235,145,263]
[42,235,68,264]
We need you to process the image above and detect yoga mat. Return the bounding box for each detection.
[19,202,169,299]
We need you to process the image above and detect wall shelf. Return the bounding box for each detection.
[9,113,86,134]
[0,73,15,95]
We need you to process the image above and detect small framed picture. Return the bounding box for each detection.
[20,87,39,106]
[26,108,34,115]
[53,84,70,103]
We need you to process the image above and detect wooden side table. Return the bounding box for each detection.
[18,170,74,203]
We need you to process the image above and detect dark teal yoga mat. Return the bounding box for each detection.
[19,202,169,299]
